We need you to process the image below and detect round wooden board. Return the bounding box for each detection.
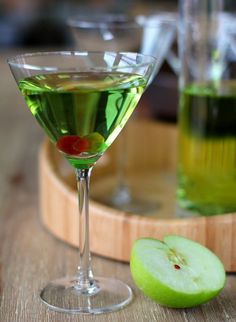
[39,120,236,272]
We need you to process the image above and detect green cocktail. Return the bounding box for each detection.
[177,80,236,215]
[19,71,146,168]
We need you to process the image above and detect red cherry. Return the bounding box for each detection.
[56,135,90,155]
[174,264,181,270]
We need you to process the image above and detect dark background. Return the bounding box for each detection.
[0,0,177,48]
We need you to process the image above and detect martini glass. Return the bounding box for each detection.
[8,51,156,314]
[68,13,176,213]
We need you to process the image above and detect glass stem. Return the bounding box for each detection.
[75,167,95,292]
[116,131,128,188]
[114,129,131,201]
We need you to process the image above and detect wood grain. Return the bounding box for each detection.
[1,51,236,321]
[39,121,236,272]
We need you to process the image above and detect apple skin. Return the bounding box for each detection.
[130,236,226,308]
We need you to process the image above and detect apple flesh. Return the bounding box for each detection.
[130,235,226,308]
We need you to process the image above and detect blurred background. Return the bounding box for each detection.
[0,0,178,121]
[1,0,236,124]
[0,0,177,48]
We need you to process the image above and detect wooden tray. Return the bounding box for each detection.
[39,120,236,272]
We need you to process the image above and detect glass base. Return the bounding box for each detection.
[107,185,159,214]
[40,276,133,314]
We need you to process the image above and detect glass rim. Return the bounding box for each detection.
[67,14,140,29]
[7,51,157,72]
[67,13,177,29]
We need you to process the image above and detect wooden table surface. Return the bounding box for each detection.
[0,51,236,322]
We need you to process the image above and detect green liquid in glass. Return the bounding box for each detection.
[19,71,146,168]
[177,80,236,215]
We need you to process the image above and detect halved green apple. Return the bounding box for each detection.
[130,235,226,308]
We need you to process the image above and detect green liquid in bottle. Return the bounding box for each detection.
[177,80,236,215]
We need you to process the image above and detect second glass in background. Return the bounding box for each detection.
[68,13,177,213]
